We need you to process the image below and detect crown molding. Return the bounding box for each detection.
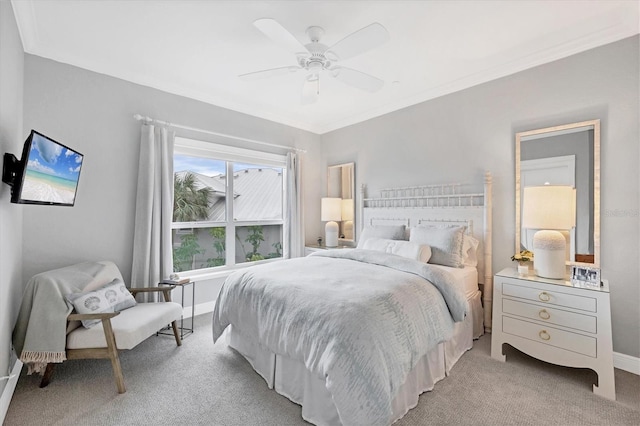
[10,0,39,53]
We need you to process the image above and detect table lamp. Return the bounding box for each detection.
[522,185,575,279]
[321,197,342,247]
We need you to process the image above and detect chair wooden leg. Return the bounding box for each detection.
[171,320,182,346]
[101,318,126,393]
[39,363,55,388]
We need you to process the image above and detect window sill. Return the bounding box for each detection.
[179,258,282,282]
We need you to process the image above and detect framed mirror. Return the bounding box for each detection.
[328,162,355,243]
[515,119,600,267]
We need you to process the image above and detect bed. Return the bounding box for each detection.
[212,173,493,425]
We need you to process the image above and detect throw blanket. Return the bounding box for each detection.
[212,249,468,426]
[12,262,107,374]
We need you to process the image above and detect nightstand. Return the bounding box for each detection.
[158,279,195,339]
[491,267,615,400]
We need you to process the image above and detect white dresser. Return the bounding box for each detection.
[491,267,615,400]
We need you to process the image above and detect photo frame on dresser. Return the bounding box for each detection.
[570,265,601,288]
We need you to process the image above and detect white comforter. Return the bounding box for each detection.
[212,249,468,426]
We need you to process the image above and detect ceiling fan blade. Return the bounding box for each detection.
[239,66,300,81]
[253,18,309,54]
[326,23,389,61]
[301,76,319,105]
[331,66,384,92]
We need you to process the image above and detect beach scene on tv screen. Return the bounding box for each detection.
[21,133,83,204]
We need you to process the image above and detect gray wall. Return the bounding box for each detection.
[22,55,322,305]
[321,36,640,358]
[0,0,24,405]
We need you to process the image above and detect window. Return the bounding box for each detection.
[172,137,286,274]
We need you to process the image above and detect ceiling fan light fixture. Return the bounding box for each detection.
[308,61,323,71]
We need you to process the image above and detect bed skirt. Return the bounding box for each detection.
[224,290,484,425]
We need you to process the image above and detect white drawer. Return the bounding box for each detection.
[502,316,596,357]
[502,282,596,312]
[502,299,597,333]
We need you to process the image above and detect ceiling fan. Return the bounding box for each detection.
[239,18,390,104]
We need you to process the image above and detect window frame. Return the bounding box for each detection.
[172,137,287,275]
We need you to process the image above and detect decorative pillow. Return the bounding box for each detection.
[103,278,137,311]
[66,290,115,328]
[66,278,136,328]
[409,225,466,268]
[356,225,406,249]
[462,234,480,267]
[361,238,432,263]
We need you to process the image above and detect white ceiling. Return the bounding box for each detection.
[11,1,639,135]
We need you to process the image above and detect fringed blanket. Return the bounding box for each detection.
[12,262,107,374]
[212,249,468,426]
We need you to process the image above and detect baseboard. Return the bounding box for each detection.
[0,360,23,424]
[614,351,640,375]
[182,300,216,319]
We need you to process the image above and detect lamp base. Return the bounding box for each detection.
[325,221,339,247]
[533,230,567,279]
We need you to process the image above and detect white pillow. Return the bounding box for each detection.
[409,225,466,268]
[66,278,137,328]
[362,238,432,262]
[357,225,406,249]
[462,234,480,267]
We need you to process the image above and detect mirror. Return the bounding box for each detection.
[328,162,355,243]
[516,119,600,267]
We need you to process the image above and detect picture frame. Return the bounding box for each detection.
[570,265,601,288]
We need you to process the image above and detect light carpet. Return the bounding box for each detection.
[5,314,640,425]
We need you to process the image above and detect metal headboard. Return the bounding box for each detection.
[359,172,493,332]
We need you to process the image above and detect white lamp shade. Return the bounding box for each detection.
[321,198,342,222]
[522,185,575,230]
[341,198,354,221]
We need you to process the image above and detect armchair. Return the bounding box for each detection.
[13,261,183,394]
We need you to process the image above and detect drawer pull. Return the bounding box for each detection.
[538,291,551,302]
[538,309,551,320]
[539,330,551,341]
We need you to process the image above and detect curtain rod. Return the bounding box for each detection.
[133,114,306,153]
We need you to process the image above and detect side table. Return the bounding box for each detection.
[491,267,615,400]
[158,279,196,339]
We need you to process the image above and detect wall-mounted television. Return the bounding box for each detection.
[2,130,84,206]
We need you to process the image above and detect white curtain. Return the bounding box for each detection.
[131,124,174,301]
[284,151,304,258]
